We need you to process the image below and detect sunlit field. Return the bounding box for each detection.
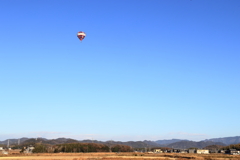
[0,152,240,160]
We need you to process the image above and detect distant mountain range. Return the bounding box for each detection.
[1,136,240,149]
[204,136,240,145]
[163,140,225,149]
[0,137,29,145]
[155,139,188,146]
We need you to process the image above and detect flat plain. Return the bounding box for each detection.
[0,153,240,160]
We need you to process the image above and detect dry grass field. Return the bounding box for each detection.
[0,152,240,160]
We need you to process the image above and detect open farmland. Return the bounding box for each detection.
[0,153,240,160]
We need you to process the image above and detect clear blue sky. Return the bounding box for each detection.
[0,0,240,141]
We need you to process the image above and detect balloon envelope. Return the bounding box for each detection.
[77,31,86,41]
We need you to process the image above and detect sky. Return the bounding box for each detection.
[0,0,240,142]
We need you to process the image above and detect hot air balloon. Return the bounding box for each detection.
[77,31,86,41]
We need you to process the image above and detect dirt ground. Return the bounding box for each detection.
[0,152,240,160]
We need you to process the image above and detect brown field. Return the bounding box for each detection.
[0,152,240,160]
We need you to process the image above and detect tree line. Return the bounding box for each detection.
[221,144,240,150]
[32,143,132,153]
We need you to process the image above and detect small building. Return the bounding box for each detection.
[219,150,226,154]
[179,149,188,153]
[209,149,219,153]
[0,147,3,151]
[172,149,187,153]
[226,149,239,155]
[153,149,162,153]
[196,149,209,154]
[167,149,173,153]
[24,146,35,154]
[188,149,195,153]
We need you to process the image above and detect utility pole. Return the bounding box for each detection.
[109,140,113,152]
[7,140,9,148]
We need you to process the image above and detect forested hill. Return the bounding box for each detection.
[79,140,161,148]
[1,136,240,149]
[0,138,161,148]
